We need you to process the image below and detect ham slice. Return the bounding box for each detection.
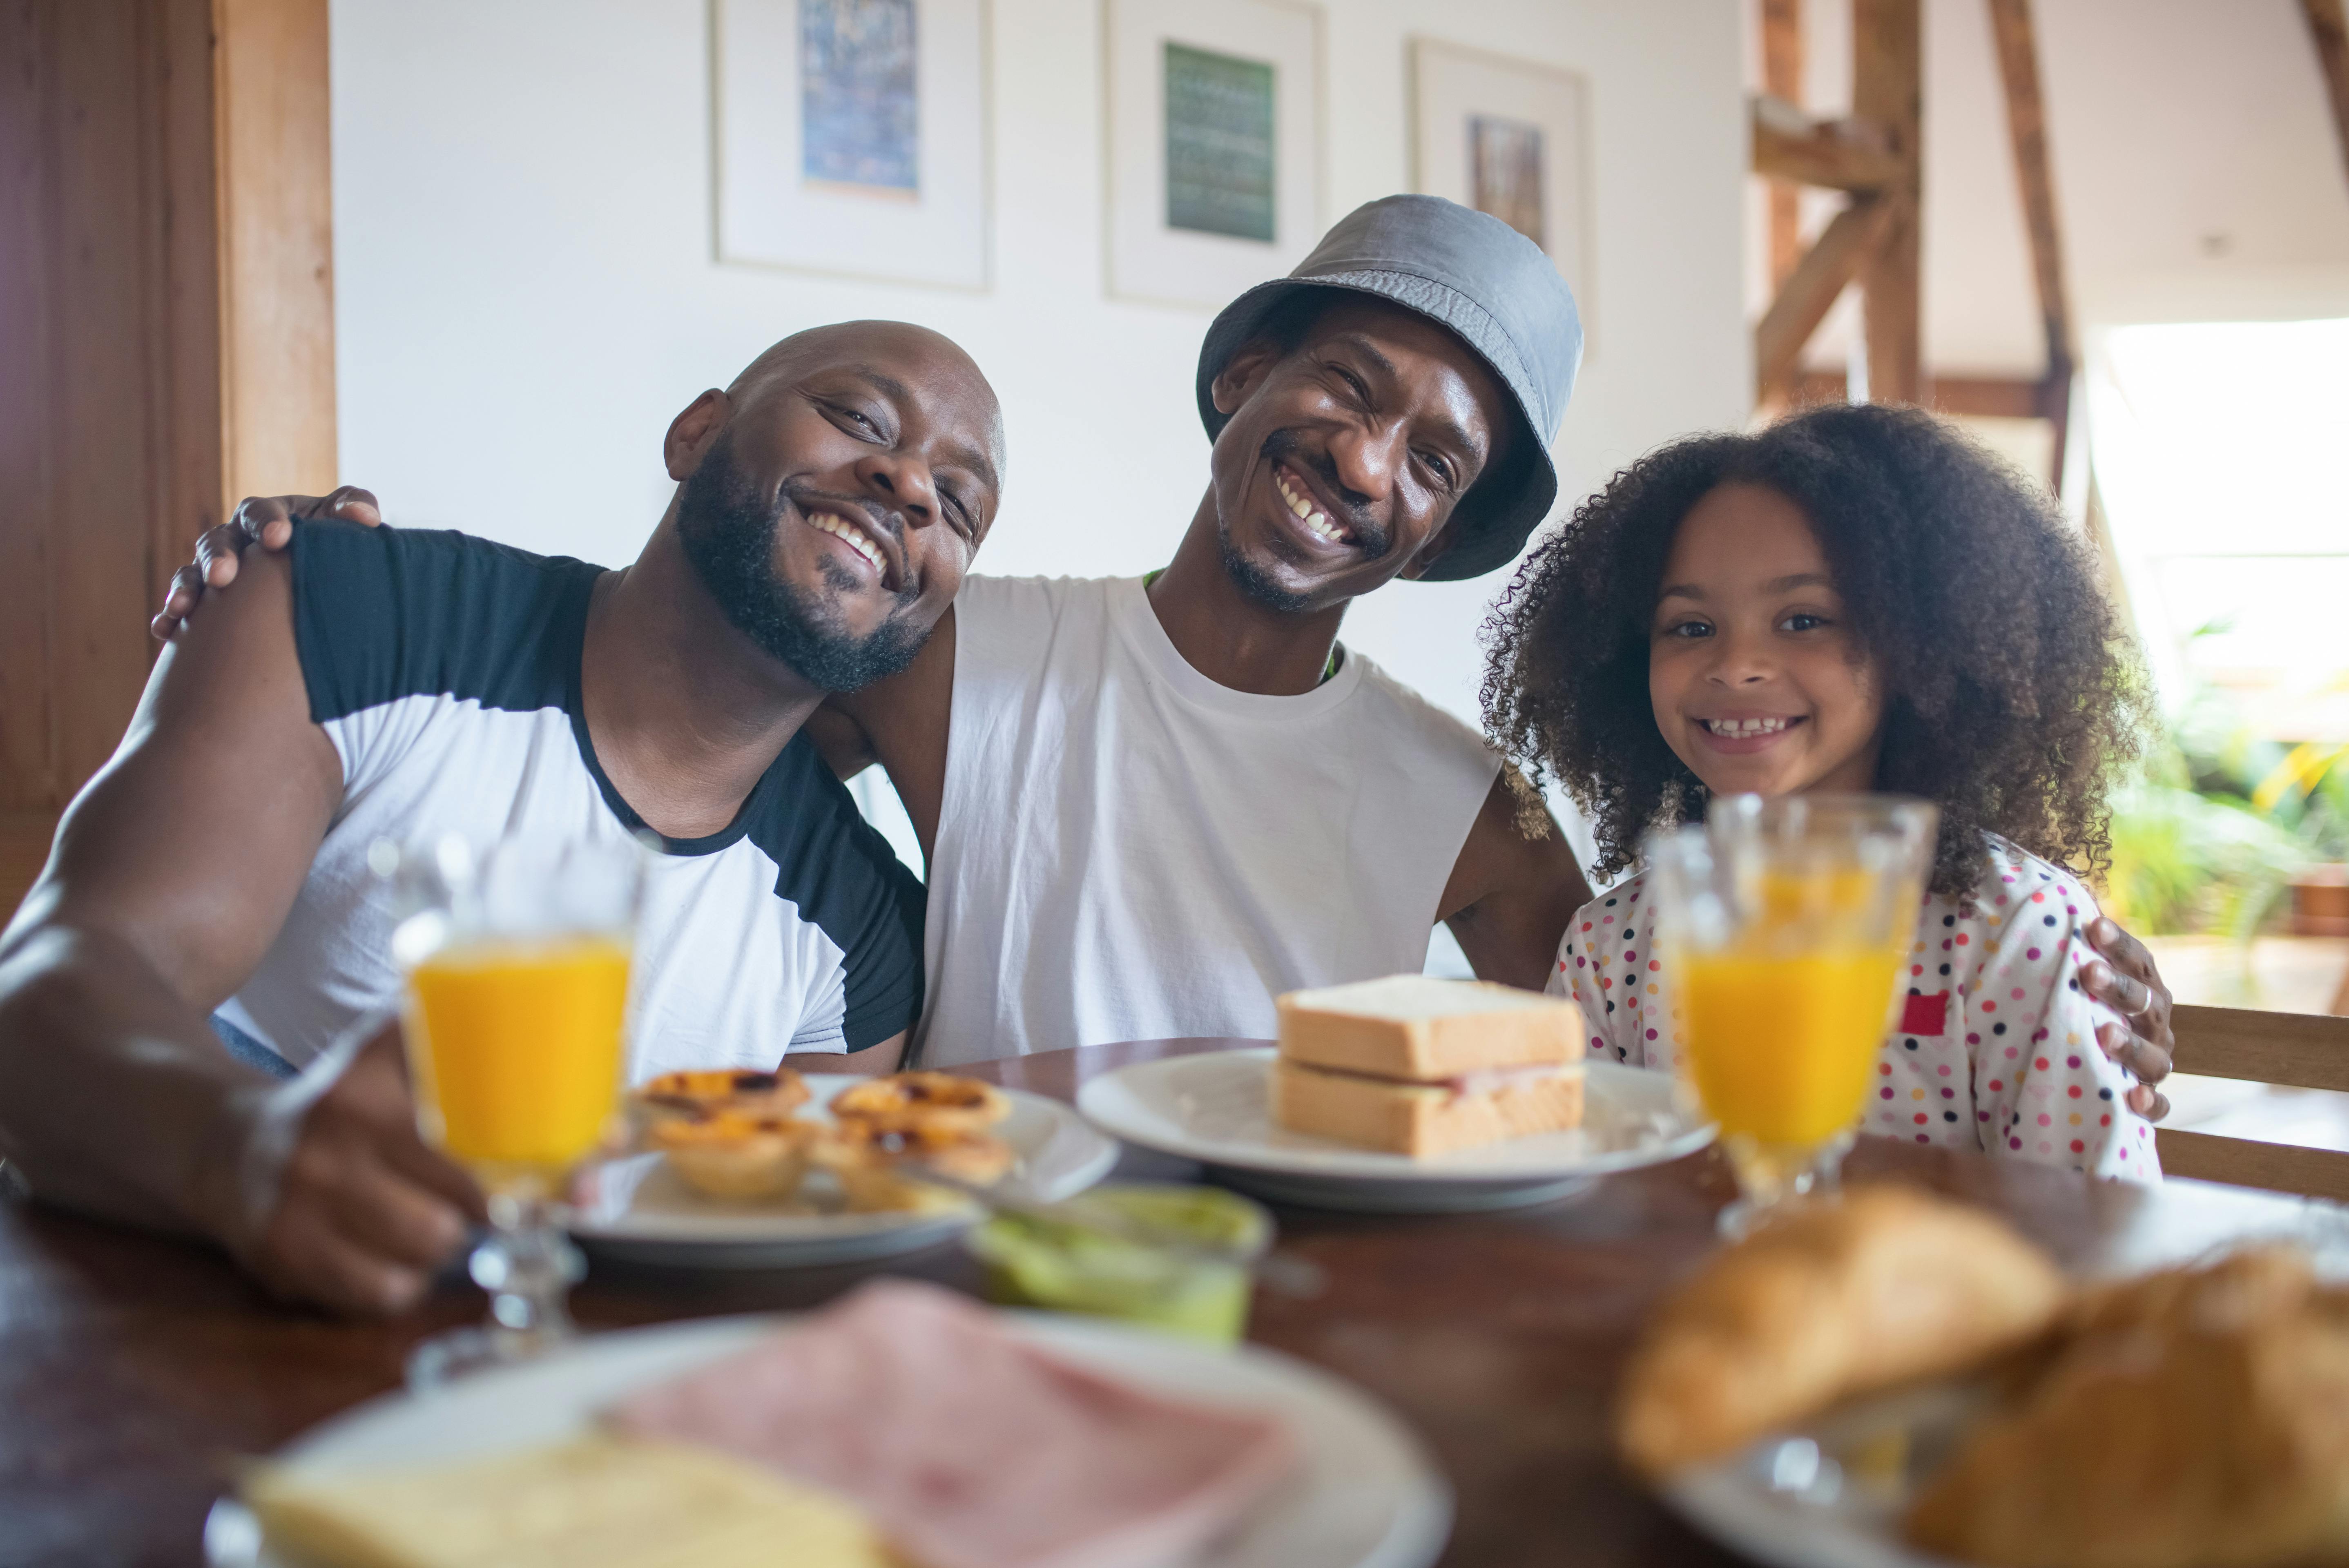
[606,1281,1298,1568]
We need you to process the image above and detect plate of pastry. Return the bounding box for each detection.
[570,1070,1120,1267]
[1075,977,1714,1213]
[205,1280,1453,1568]
[1617,1184,2349,1568]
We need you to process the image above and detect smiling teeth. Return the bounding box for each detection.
[808,511,883,573]
[1704,717,1792,736]
[1274,470,1346,544]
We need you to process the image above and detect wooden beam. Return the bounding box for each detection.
[2169,1004,2349,1094]
[1751,99,1905,194]
[1986,0,2078,489]
[2303,0,2349,196]
[1927,375,2049,420]
[2155,1128,2349,1203]
[1985,0,2076,377]
[1789,369,1849,407]
[1853,0,1922,404]
[215,0,338,511]
[1823,379,2068,427]
[1755,198,1892,401]
[1759,0,1805,287]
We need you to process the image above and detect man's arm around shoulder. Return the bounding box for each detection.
[1440,768,1593,992]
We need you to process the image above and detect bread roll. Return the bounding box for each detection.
[1905,1249,2349,1568]
[1615,1186,2065,1475]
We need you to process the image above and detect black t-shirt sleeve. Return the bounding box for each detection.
[289,522,590,723]
[754,741,927,1052]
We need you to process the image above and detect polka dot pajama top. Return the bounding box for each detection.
[1548,834,2159,1183]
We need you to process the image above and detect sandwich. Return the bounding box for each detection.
[1270,975,1587,1157]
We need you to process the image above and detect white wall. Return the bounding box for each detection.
[328,0,1749,739]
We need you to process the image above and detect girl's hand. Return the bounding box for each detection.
[151,486,383,640]
[2079,917,2174,1121]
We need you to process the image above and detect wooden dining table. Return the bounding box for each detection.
[6,1036,2348,1568]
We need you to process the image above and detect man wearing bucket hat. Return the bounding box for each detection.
[158,196,2179,1084]
[880,193,1599,1061]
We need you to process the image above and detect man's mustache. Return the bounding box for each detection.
[1258,431,1389,557]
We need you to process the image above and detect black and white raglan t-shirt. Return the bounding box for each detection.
[212,523,925,1080]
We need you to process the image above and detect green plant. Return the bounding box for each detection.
[2103,773,2305,937]
[2099,616,2343,936]
[2252,740,2349,865]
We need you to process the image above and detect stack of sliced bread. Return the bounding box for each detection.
[1271,975,1587,1158]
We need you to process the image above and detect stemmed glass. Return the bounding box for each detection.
[1646,794,1937,1236]
[385,833,642,1386]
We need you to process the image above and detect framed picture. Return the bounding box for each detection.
[1103,0,1323,309]
[714,0,990,290]
[1410,39,1592,345]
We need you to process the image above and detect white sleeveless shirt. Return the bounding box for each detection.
[915,575,1502,1064]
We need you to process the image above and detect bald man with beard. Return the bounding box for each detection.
[0,321,1005,1313]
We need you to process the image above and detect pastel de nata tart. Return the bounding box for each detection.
[650,1113,818,1200]
[632,1068,810,1124]
[812,1119,1016,1213]
[828,1071,1010,1135]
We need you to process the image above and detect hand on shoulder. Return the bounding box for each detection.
[152,486,382,641]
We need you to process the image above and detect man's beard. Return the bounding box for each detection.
[675,430,926,692]
[1217,530,1313,613]
[1216,428,1390,614]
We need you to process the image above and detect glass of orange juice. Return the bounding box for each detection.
[385,833,642,1385]
[1647,794,1936,1235]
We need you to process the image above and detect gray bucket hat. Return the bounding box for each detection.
[1194,194,1583,581]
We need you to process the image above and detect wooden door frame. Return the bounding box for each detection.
[0,0,334,919]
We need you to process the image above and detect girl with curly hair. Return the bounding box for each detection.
[1482,403,2159,1180]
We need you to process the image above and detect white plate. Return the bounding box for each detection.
[1077,1049,1714,1213]
[1660,1384,1991,1568]
[1663,1239,2349,1568]
[203,1310,1453,1568]
[569,1076,1119,1267]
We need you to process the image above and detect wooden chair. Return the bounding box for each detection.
[2155,1004,2349,1202]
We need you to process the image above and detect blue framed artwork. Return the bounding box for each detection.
[716,0,989,289]
[801,0,919,194]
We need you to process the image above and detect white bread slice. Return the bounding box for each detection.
[1271,1056,1586,1157]
[1276,975,1584,1081]
[245,1436,895,1568]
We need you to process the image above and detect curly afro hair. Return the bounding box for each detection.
[1480,402,2149,896]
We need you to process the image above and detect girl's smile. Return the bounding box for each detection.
[1690,711,1807,752]
[1649,482,1886,798]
